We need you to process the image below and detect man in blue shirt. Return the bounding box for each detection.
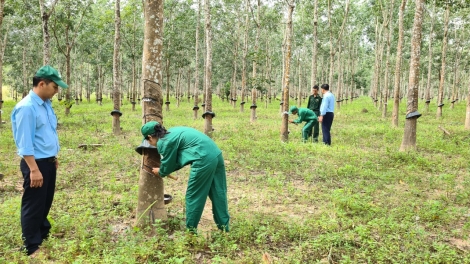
[318,84,335,145]
[11,65,68,257]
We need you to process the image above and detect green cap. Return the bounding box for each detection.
[35,65,68,88]
[288,105,298,114]
[141,121,160,139]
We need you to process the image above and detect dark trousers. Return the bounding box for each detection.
[321,112,334,145]
[20,158,56,255]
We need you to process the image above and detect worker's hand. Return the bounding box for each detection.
[152,167,160,176]
[288,120,293,123]
[30,170,43,188]
[318,116,323,123]
[55,159,59,170]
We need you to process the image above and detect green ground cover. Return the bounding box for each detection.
[0,95,469,263]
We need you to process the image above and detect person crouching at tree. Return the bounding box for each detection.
[141,121,230,233]
[288,105,319,143]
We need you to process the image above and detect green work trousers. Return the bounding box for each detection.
[302,120,316,142]
[186,153,230,232]
[313,111,320,141]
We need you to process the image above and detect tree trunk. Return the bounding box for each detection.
[382,0,394,118]
[424,2,435,113]
[392,0,407,127]
[193,0,201,120]
[450,28,461,110]
[187,69,191,103]
[311,0,318,88]
[112,0,121,135]
[250,0,260,121]
[465,77,470,129]
[0,0,6,127]
[240,0,249,112]
[400,0,424,152]
[281,2,294,142]
[436,3,449,118]
[203,0,213,136]
[136,0,166,228]
[165,59,170,112]
[39,0,58,65]
[336,46,342,110]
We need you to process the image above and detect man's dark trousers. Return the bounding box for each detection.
[322,112,334,145]
[20,158,56,255]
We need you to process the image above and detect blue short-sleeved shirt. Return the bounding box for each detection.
[11,90,60,158]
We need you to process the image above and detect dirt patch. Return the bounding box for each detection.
[448,237,470,252]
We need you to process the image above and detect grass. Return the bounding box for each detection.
[0,94,469,263]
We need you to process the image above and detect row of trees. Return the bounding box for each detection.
[0,1,469,125]
[1,0,470,225]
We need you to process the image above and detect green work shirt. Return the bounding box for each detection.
[307,95,322,112]
[157,126,221,177]
[293,108,318,124]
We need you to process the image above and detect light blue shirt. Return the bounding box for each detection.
[319,91,335,116]
[11,90,60,159]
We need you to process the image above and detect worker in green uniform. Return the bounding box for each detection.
[289,105,318,142]
[307,85,322,142]
[141,121,230,233]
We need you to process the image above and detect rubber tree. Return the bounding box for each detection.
[327,0,350,93]
[39,0,58,65]
[466,73,470,129]
[436,3,449,118]
[310,0,318,88]
[0,0,6,127]
[391,0,407,127]
[51,0,91,116]
[121,1,143,111]
[135,0,166,227]
[450,27,462,110]
[280,0,294,143]
[240,0,249,112]
[381,0,394,118]
[250,0,261,123]
[424,1,435,113]
[193,0,201,120]
[203,0,214,136]
[400,0,424,152]
[112,0,121,135]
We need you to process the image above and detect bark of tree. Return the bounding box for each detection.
[52,2,89,116]
[0,0,6,127]
[382,0,394,118]
[392,0,407,127]
[193,0,201,120]
[336,45,342,110]
[281,1,294,142]
[450,28,461,110]
[203,0,213,136]
[136,0,166,228]
[424,2,435,113]
[165,59,171,111]
[39,0,58,65]
[311,0,318,88]
[112,0,121,135]
[240,0,249,112]
[465,75,470,130]
[400,0,424,152]
[436,3,449,118]
[250,0,260,122]
[327,0,350,90]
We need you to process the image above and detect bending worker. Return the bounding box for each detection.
[141,121,230,233]
[288,105,318,142]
